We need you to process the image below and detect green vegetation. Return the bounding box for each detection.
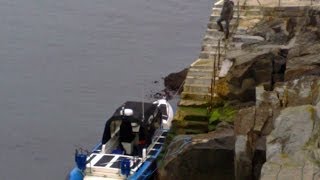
[158,103,236,167]
[208,103,236,131]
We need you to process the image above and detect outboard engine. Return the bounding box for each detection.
[69,149,88,180]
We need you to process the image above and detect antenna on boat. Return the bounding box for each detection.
[142,82,145,121]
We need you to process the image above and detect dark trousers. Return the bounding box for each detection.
[217,17,230,39]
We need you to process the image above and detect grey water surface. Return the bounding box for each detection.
[0,0,212,179]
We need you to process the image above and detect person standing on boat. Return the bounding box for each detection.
[217,0,234,39]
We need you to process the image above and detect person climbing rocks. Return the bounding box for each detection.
[217,0,234,39]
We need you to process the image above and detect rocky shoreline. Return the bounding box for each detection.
[159,3,320,180]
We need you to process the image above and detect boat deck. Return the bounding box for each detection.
[85,153,142,179]
[84,130,168,179]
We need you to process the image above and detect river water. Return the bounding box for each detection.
[0,0,212,179]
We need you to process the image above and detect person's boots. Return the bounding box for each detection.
[217,20,224,32]
[225,30,229,39]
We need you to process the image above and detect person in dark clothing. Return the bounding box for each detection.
[217,0,234,39]
[119,120,134,143]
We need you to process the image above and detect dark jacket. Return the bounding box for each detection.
[220,0,234,21]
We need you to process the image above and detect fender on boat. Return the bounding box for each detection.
[69,168,84,180]
[69,149,87,180]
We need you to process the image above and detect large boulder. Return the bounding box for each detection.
[164,68,188,93]
[234,105,268,180]
[260,103,320,180]
[234,76,320,180]
[159,123,235,180]
[247,17,289,45]
[259,76,320,179]
[219,48,287,102]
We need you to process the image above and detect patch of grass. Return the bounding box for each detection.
[209,104,236,124]
[208,103,235,131]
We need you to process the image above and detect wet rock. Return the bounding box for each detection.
[164,68,188,93]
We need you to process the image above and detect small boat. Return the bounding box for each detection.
[69,97,174,180]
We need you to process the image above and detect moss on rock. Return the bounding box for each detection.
[209,103,236,131]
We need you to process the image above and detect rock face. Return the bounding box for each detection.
[218,6,320,105]
[162,5,320,180]
[259,76,320,179]
[261,104,320,179]
[286,40,320,81]
[221,7,320,180]
[159,123,235,180]
[234,76,320,180]
[218,49,286,102]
